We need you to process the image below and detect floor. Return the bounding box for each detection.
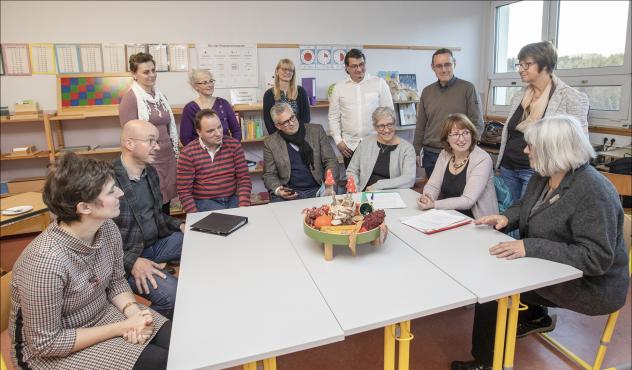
[2,232,630,370]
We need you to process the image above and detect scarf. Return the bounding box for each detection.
[130,81,179,156]
[279,123,314,170]
[515,74,556,133]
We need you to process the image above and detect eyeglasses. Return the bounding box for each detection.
[347,62,366,70]
[433,62,453,70]
[515,62,535,70]
[279,68,294,74]
[448,131,471,139]
[375,122,396,131]
[276,114,297,127]
[195,79,216,86]
[130,137,159,146]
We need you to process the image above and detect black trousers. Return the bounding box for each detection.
[471,291,557,365]
[133,320,172,370]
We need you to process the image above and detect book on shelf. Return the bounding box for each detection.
[58,145,92,152]
[241,115,264,141]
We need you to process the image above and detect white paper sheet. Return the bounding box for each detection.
[400,210,469,232]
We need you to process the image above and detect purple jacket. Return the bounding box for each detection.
[180,97,242,145]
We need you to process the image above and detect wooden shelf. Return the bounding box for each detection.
[0,151,51,161]
[0,115,47,124]
[234,100,329,112]
[241,137,266,143]
[55,147,121,156]
[248,168,264,174]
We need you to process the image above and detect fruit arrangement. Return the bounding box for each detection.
[303,194,385,234]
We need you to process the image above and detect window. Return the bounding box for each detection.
[556,1,628,70]
[494,1,544,74]
[487,1,631,126]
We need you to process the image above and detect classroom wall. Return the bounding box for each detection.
[0,1,490,181]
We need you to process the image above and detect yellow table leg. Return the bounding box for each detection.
[263,357,277,370]
[492,297,508,370]
[384,324,396,370]
[397,320,413,370]
[324,243,333,261]
[503,294,520,370]
[242,362,257,370]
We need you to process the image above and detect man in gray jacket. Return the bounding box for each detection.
[264,102,339,201]
[413,48,483,178]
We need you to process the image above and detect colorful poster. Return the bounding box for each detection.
[299,45,316,70]
[1,44,31,75]
[29,43,56,74]
[58,75,132,112]
[196,44,258,88]
[398,74,418,92]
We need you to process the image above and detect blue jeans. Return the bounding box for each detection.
[195,195,239,211]
[270,186,319,202]
[499,166,535,203]
[127,232,183,319]
[422,149,440,178]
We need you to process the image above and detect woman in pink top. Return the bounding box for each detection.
[118,52,178,212]
[417,113,498,218]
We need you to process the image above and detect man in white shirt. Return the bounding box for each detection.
[328,49,394,167]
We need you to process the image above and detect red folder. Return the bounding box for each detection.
[421,219,472,235]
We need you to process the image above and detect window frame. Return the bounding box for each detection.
[486,0,632,126]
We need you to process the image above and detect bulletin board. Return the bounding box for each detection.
[56,73,132,114]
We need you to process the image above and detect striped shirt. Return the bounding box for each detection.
[177,136,252,212]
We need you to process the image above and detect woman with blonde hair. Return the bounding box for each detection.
[180,69,241,145]
[417,113,498,218]
[262,59,311,134]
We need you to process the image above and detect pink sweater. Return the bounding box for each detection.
[423,146,498,218]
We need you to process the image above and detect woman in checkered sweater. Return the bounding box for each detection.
[8,153,170,370]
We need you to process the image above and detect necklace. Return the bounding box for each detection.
[377,142,395,155]
[451,155,469,169]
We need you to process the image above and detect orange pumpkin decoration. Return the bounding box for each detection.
[314,215,333,229]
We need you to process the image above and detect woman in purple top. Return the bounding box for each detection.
[180,69,242,145]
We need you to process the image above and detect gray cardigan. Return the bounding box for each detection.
[504,164,629,315]
[496,75,589,169]
[263,123,339,193]
[423,146,498,218]
[346,135,416,191]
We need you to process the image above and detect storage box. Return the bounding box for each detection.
[7,176,47,194]
[14,102,39,114]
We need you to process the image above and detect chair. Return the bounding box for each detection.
[537,214,632,370]
[600,171,632,210]
[1,271,15,370]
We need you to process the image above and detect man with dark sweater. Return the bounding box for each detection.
[264,102,339,201]
[413,48,483,177]
[176,109,252,213]
[114,119,184,319]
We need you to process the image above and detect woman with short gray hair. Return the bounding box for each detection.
[452,115,629,370]
[180,69,241,145]
[346,107,416,191]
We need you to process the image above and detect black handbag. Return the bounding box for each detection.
[479,121,503,147]
[605,156,631,175]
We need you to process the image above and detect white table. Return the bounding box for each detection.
[168,205,344,370]
[269,196,477,370]
[385,189,583,370]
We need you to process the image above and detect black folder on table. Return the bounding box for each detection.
[189,212,248,236]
